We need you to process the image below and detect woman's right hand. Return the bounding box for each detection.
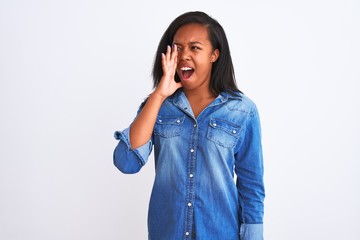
[154,45,183,99]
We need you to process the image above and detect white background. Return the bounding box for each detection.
[1,0,359,239]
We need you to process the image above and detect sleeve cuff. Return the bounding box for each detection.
[240,223,263,240]
[114,127,152,166]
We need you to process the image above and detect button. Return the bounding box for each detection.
[189,173,194,178]
[213,123,217,127]
[232,130,237,134]
[185,232,190,236]
[193,124,197,128]
[176,119,180,123]
[159,119,162,123]
[190,148,194,153]
[187,202,192,207]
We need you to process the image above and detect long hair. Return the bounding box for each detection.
[152,11,241,95]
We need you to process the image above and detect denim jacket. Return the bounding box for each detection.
[113,90,265,240]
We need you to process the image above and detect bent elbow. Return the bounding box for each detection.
[113,156,141,174]
[113,143,142,174]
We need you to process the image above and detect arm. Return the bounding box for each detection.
[130,45,182,149]
[235,106,265,240]
[113,45,182,173]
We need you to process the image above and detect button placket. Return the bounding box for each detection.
[184,119,199,239]
[185,119,197,238]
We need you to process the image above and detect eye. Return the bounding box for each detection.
[191,46,201,50]
[177,46,182,52]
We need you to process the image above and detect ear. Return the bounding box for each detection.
[211,49,220,63]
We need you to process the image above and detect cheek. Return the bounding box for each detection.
[197,60,213,71]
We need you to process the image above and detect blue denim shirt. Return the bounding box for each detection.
[113,90,265,240]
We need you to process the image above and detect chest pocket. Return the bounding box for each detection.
[207,118,242,148]
[154,115,185,138]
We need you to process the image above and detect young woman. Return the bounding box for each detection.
[113,11,265,240]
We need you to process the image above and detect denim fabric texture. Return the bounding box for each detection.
[114,90,265,240]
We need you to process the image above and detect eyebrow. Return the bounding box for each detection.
[189,41,203,45]
[173,41,204,45]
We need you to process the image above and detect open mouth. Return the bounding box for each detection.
[179,67,194,81]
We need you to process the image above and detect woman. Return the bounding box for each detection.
[114,11,265,240]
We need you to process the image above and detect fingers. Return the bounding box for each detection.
[171,44,178,63]
[166,45,171,62]
[164,45,177,62]
[161,45,178,76]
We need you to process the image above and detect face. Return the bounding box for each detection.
[173,23,219,93]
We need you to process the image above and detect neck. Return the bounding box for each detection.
[182,88,217,118]
[184,88,215,101]
[183,81,216,100]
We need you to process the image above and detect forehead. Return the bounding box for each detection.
[173,23,210,43]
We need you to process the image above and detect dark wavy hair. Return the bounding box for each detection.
[152,11,241,96]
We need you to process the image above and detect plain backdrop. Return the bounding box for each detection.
[1,0,359,239]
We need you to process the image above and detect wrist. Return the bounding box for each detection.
[150,90,168,102]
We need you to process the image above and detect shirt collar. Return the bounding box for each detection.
[218,91,243,102]
[168,89,243,106]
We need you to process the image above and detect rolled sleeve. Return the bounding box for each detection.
[113,127,153,174]
[240,223,263,240]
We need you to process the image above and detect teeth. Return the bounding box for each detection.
[180,67,193,71]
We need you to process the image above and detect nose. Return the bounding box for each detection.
[178,48,191,61]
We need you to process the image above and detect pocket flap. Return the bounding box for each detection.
[156,116,185,125]
[209,118,241,137]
